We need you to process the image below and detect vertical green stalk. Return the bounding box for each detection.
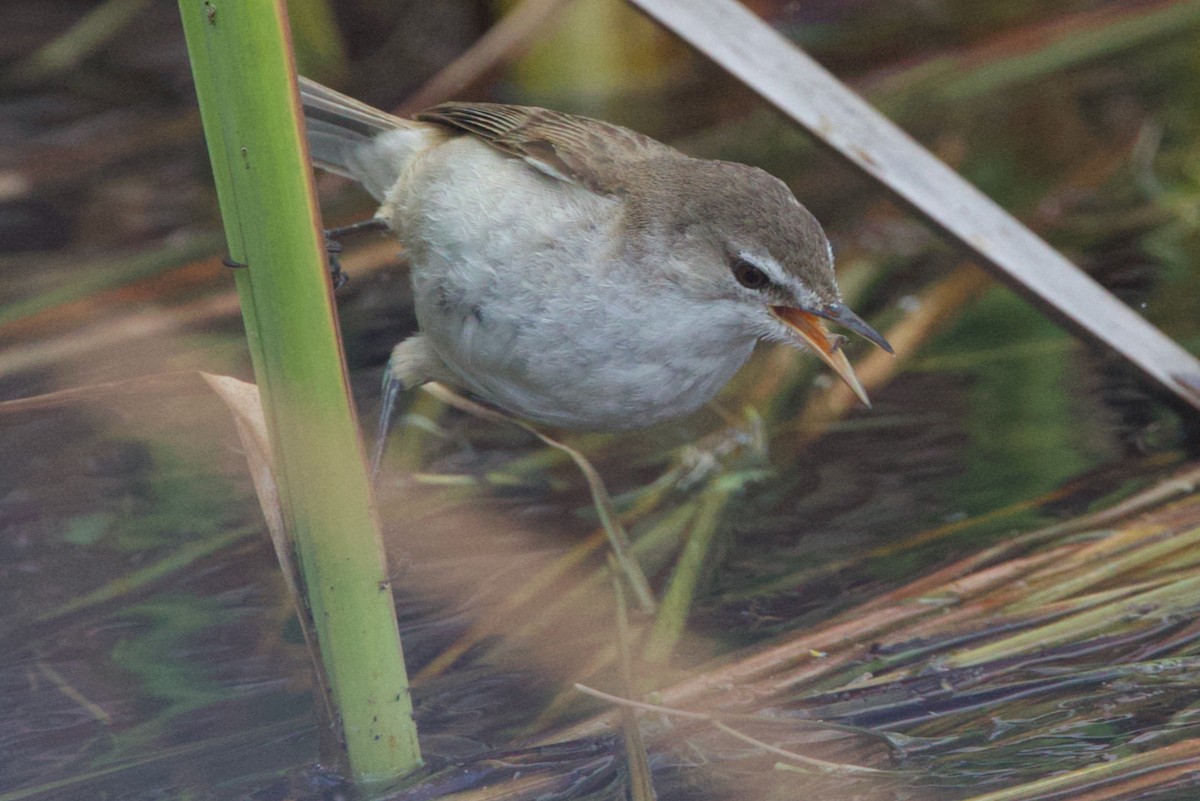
[178,0,421,784]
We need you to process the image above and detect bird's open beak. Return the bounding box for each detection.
[770,303,892,408]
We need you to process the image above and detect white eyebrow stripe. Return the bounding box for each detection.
[738,250,823,308]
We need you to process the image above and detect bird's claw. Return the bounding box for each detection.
[322,217,388,291]
[675,409,768,489]
[371,362,406,480]
[323,236,348,290]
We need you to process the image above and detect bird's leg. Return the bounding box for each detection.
[323,217,389,290]
[371,363,405,480]
[326,217,389,239]
[371,335,456,480]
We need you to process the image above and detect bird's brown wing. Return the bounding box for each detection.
[415,102,680,195]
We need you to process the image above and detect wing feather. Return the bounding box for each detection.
[415,103,681,194]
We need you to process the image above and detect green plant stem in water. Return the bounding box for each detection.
[177,0,420,784]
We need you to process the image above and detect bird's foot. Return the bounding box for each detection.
[675,408,769,490]
[323,217,389,291]
[371,336,457,480]
[324,238,348,290]
[371,363,407,481]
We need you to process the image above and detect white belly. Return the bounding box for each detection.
[385,138,758,430]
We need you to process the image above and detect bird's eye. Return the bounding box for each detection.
[731,258,771,290]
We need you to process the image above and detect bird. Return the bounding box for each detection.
[299,77,892,467]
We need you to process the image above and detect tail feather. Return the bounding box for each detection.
[299,77,424,202]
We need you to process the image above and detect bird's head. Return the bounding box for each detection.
[626,159,892,405]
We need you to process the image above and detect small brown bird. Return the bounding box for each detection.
[301,78,891,462]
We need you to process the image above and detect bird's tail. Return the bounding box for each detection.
[299,77,430,202]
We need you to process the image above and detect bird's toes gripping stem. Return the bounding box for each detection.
[324,238,348,290]
[323,218,389,291]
